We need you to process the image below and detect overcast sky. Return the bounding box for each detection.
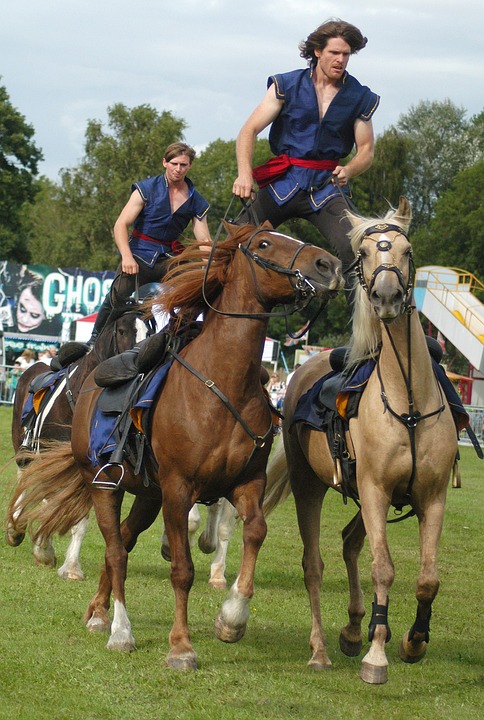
[3,0,483,181]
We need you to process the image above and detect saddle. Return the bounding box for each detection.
[89,323,203,488]
[93,321,202,388]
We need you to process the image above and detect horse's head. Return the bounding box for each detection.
[229,222,344,311]
[98,306,149,358]
[348,197,413,322]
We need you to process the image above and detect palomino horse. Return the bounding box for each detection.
[9,222,343,670]
[6,307,149,577]
[263,197,458,684]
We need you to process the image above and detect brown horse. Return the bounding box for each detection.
[263,197,458,684]
[9,222,343,669]
[6,307,149,576]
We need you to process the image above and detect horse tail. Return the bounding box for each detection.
[263,435,291,515]
[7,441,92,545]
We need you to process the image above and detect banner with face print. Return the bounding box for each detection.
[0,261,115,364]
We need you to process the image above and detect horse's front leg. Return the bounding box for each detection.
[399,496,446,664]
[214,476,266,644]
[162,488,197,670]
[161,504,201,562]
[208,499,238,590]
[339,510,366,657]
[358,484,394,685]
[198,498,224,554]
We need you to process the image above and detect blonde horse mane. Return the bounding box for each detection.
[345,199,412,367]
[142,224,255,325]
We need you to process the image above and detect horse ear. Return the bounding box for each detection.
[346,209,365,229]
[393,196,412,231]
[222,220,239,236]
[260,220,274,229]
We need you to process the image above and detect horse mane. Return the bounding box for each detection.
[142,224,257,324]
[345,204,411,368]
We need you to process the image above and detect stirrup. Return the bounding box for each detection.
[92,463,125,490]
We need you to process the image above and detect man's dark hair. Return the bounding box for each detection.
[299,19,368,65]
[164,142,196,164]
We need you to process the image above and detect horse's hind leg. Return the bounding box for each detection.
[58,515,89,580]
[292,470,331,670]
[5,489,27,547]
[32,534,56,568]
[85,491,162,652]
[339,510,366,657]
[214,477,266,644]
[399,498,446,664]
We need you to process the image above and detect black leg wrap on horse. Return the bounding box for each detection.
[368,594,392,643]
[408,610,431,643]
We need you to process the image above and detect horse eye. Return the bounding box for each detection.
[258,240,270,250]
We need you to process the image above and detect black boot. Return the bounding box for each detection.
[88,295,114,346]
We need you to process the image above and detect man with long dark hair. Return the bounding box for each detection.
[233,19,379,295]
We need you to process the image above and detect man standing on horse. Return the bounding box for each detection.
[89,142,212,344]
[232,19,379,298]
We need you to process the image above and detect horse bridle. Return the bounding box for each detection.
[348,223,415,309]
[202,227,328,322]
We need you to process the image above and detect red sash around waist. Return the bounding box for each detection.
[131,228,184,255]
[252,154,339,187]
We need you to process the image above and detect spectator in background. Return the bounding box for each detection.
[7,361,23,401]
[16,348,36,370]
[286,363,301,387]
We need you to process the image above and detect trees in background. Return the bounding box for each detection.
[0,81,43,262]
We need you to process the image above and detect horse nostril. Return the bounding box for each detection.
[316,258,330,274]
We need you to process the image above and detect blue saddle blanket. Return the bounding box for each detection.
[293,359,468,432]
[89,359,173,466]
[20,369,68,424]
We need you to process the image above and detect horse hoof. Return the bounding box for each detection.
[85,615,110,633]
[161,545,171,562]
[339,633,362,657]
[33,553,56,569]
[198,535,216,554]
[107,635,136,652]
[5,529,25,547]
[208,577,227,590]
[308,657,332,671]
[398,632,427,664]
[359,661,388,685]
[166,651,198,671]
[214,614,246,643]
[58,567,85,581]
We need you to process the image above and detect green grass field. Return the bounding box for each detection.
[0,405,482,720]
